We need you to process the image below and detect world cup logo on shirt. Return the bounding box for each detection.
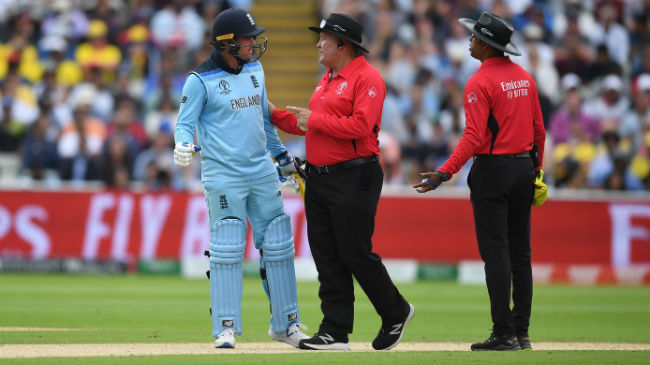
[336,81,348,95]
[467,92,477,104]
[218,80,231,95]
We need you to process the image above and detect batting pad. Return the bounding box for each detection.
[261,214,300,333]
[209,218,246,337]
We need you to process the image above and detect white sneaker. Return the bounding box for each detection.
[215,328,236,348]
[268,323,310,348]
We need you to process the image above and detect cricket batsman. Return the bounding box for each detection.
[173,8,308,349]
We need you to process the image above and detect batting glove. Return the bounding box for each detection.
[275,151,297,178]
[174,142,201,167]
[281,173,300,193]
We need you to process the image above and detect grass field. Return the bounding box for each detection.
[0,274,648,364]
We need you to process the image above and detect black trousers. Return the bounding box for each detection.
[468,155,535,337]
[305,160,407,336]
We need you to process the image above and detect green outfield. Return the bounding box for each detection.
[0,274,648,364]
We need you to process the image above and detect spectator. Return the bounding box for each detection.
[620,74,650,152]
[584,44,622,82]
[57,102,105,181]
[0,14,43,83]
[21,113,59,180]
[584,74,630,124]
[75,19,122,72]
[143,96,177,141]
[132,125,175,189]
[85,0,126,44]
[552,1,596,41]
[40,0,89,42]
[67,66,115,123]
[549,74,601,144]
[590,3,629,66]
[0,0,643,192]
[632,44,650,78]
[588,128,644,190]
[628,14,649,72]
[0,72,40,151]
[101,134,133,188]
[106,97,148,157]
[38,35,83,88]
[149,0,205,51]
[553,32,591,79]
[115,23,151,100]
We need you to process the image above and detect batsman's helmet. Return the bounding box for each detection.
[210,8,267,62]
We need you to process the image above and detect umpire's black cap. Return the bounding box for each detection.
[309,13,368,53]
[211,8,265,43]
[459,12,521,56]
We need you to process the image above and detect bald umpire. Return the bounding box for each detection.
[414,12,546,351]
[270,13,414,351]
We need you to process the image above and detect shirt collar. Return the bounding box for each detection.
[479,56,511,70]
[213,49,243,75]
[329,55,367,80]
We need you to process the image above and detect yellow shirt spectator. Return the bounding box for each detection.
[75,20,122,70]
[0,43,43,83]
[75,42,122,70]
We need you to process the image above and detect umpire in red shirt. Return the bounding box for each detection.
[270,13,413,351]
[414,12,546,351]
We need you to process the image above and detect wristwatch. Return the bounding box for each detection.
[437,171,450,181]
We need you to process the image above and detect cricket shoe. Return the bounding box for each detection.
[372,302,415,350]
[298,332,350,350]
[214,327,236,348]
[471,333,521,351]
[269,323,310,348]
[517,334,532,350]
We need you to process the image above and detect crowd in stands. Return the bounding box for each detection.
[326,0,650,192]
[0,0,648,193]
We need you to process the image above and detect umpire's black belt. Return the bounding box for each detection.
[308,156,378,174]
[474,152,530,160]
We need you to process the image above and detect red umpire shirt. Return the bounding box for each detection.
[438,56,546,176]
[271,56,384,165]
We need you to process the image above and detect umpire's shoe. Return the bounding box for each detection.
[471,333,521,351]
[517,333,532,350]
[298,332,350,350]
[372,302,415,350]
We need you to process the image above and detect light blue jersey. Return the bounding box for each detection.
[174,52,286,182]
[173,51,302,340]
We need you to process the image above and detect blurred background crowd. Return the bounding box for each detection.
[0,0,649,193]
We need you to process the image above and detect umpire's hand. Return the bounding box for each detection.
[286,106,311,131]
[413,171,443,193]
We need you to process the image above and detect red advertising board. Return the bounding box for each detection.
[0,190,648,267]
